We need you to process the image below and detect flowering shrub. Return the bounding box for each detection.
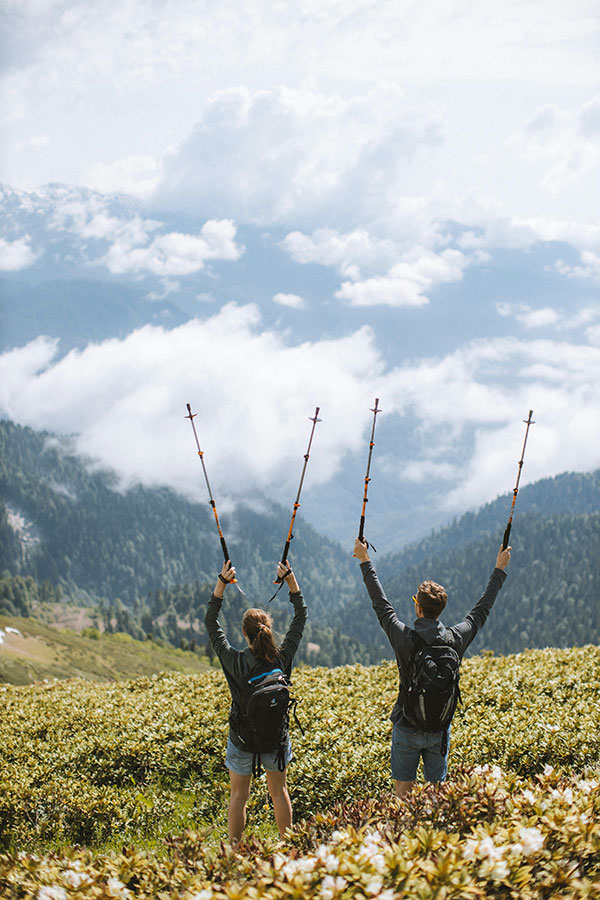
[0,769,598,899]
[0,645,598,896]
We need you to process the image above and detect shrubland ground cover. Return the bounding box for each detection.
[0,646,599,898]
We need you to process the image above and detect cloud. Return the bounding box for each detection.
[335,248,469,307]
[0,304,384,503]
[0,185,244,279]
[87,155,162,197]
[1,306,598,523]
[272,293,306,309]
[0,235,39,270]
[381,336,600,511]
[15,134,50,150]
[497,301,600,331]
[104,220,243,276]
[556,250,600,282]
[281,228,399,278]
[151,84,443,225]
[512,95,600,195]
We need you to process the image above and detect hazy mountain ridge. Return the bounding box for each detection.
[0,276,190,355]
[1,418,598,669]
[0,419,363,666]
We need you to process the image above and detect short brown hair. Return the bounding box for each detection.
[416,581,447,619]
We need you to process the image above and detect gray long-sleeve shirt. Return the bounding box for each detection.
[205,590,307,748]
[360,561,507,725]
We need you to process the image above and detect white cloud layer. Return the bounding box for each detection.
[0,305,384,502]
[0,235,38,270]
[152,84,442,225]
[0,306,598,519]
[0,185,244,278]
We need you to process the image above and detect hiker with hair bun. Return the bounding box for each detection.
[353,538,511,797]
[205,559,307,842]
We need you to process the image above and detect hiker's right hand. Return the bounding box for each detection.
[277,561,299,593]
[221,560,236,583]
[353,538,370,562]
[214,560,236,597]
[495,545,511,571]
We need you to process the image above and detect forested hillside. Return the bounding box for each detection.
[344,510,600,658]
[1,418,598,669]
[0,419,364,666]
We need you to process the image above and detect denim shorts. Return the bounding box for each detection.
[390,722,450,782]
[225,736,293,776]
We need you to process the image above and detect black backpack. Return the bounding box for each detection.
[403,634,461,745]
[236,666,300,775]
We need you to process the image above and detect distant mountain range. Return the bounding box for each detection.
[1,419,598,668]
[0,277,189,355]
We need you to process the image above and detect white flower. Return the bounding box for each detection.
[543,764,554,776]
[62,870,90,888]
[106,877,130,897]
[576,778,599,793]
[489,859,510,882]
[320,875,347,899]
[515,826,545,855]
[316,845,339,873]
[281,857,315,879]
[462,838,478,861]
[521,789,537,804]
[296,857,317,874]
[479,837,504,862]
[551,786,574,804]
[379,892,396,900]
[38,889,67,900]
[365,876,383,895]
[189,891,212,900]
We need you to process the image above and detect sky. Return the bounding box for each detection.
[0,0,599,547]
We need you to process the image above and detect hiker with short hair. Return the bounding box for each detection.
[205,559,307,842]
[353,538,511,797]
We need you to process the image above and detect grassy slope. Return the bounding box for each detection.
[0,614,210,684]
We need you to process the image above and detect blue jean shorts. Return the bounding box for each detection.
[225,736,293,776]
[391,722,449,782]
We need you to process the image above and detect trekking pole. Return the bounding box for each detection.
[185,403,244,593]
[502,409,535,550]
[270,407,322,601]
[358,397,381,551]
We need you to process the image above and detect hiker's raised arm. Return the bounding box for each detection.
[495,544,511,571]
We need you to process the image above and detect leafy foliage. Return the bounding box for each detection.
[0,645,598,855]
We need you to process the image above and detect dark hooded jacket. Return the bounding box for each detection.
[360,561,507,727]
